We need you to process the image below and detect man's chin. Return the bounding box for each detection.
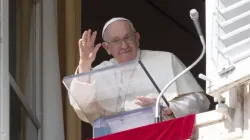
[116,52,137,63]
[120,57,136,63]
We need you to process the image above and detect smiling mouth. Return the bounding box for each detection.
[121,49,131,53]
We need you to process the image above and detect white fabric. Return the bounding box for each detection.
[43,0,65,139]
[102,17,132,39]
[68,49,210,123]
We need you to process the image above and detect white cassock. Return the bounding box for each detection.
[67,49,210,123]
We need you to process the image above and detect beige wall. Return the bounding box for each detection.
[57,0,82,139]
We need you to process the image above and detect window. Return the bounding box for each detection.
[206,0,250,96]
[0,0,10,140]
[8,0,42,140]
[9,82,38,140]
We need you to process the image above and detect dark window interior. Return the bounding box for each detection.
[9,0,38,140]
[9,1,20,139]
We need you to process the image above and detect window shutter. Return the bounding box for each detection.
[206,0,250,96]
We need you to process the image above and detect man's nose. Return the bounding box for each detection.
[120,41,129,49]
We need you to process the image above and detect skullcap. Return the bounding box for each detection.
[102,17,132,39]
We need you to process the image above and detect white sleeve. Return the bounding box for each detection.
[167,53,210,117]
[68,67,104,123]
[169,92,210,118]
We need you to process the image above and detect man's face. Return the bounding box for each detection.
[103,21,140,63]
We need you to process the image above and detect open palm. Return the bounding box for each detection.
[78,29,101,64]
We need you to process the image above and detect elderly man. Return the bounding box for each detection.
[68,17,210,124]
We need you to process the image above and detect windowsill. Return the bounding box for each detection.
[195,110,225,126]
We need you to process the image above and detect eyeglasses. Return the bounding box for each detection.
[105,33,136,47]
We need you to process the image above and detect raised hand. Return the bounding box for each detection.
[78,29,101,72]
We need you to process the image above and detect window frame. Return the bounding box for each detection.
[9,74,41,129]
[34,1,43,140]
[0,0,10,140]
[0,0,43,140]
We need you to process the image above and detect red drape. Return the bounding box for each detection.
[91,114,195,140]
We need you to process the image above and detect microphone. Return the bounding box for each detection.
[190,9,205,47]
[154,9,206,123]
[190,9,203,37]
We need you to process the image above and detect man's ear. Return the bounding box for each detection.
[135,32,140,47]
[102,42,112,55]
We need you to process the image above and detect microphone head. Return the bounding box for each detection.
[190,9,199,20]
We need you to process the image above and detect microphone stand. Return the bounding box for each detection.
[154,9,206,123]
